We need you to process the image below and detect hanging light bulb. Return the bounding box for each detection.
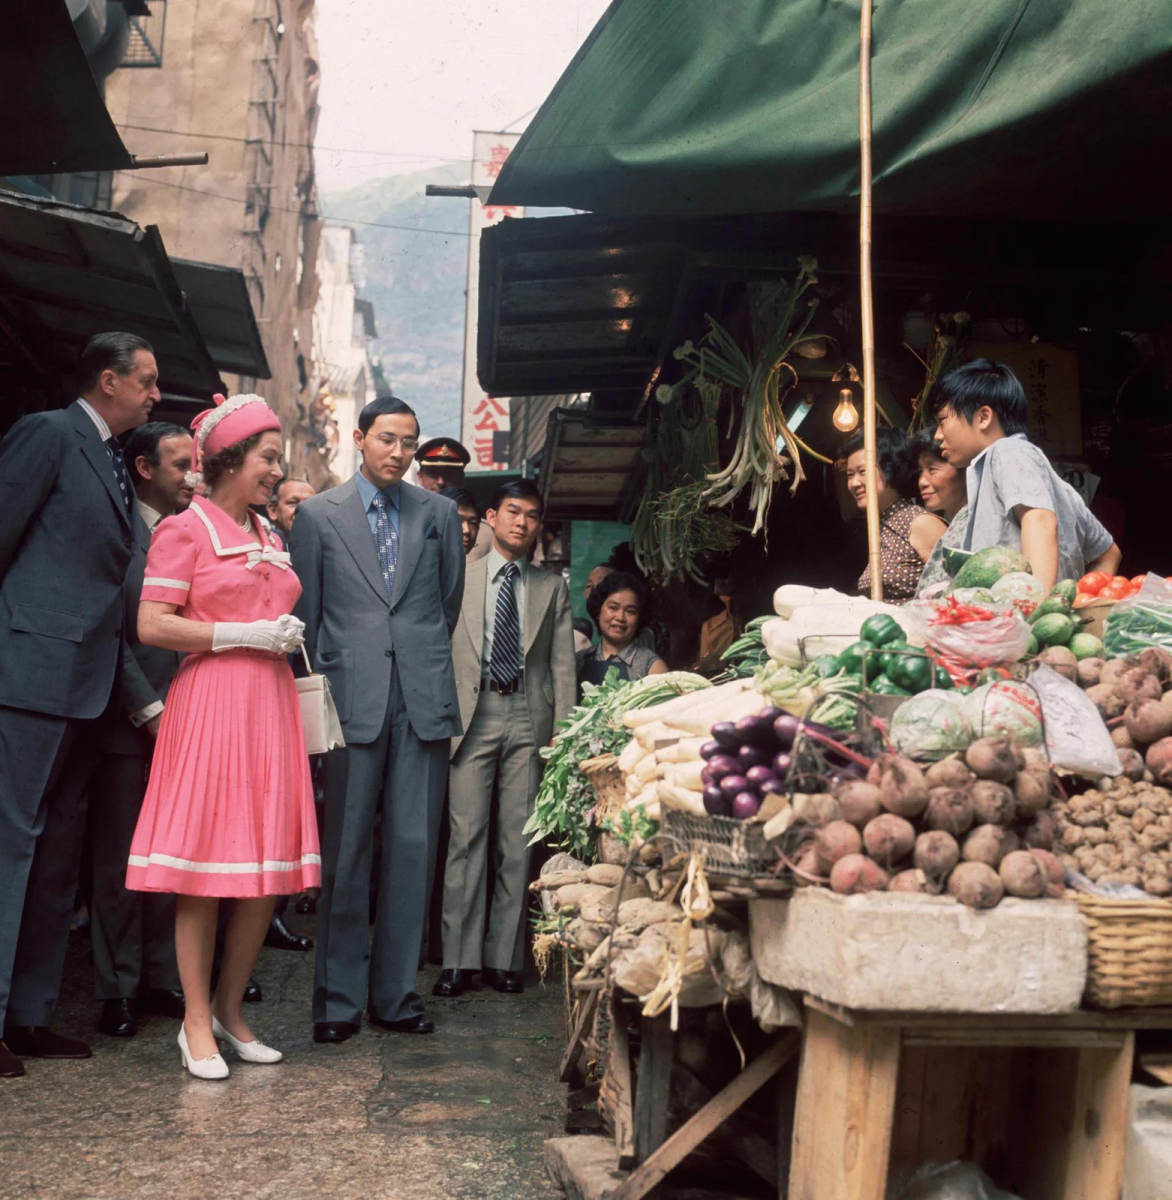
[833,387,859,432]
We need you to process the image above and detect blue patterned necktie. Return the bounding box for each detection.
[105,436,133,517]
[490,562,522,685]
[371,489,399,599]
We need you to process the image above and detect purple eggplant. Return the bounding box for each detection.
[756,775,785,797]
[703,785,731,816]
[705,754,740,782]
[772,752,793,779]
[772,713,801,748]
[718,773,749,800]
[700,766,713,787]
[699,740,723,761]
[711,721,740,749]
[745,765,776,789]
[732,792,761,820]
[738,744,772,771]
[735,712,776,747]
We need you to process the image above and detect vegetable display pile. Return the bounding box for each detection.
[789,736,1064,909]
[1102,577,1172,659]
[718,616,772,679]
[525,670,710,859]
[815,611,951,699]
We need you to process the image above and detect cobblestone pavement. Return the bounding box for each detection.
[1,915,567,1200]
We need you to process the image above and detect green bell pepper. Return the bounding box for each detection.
[811,653,843,679]
[934,666,954,689]
[869,675,911,697]
[886,652,935,694]
[859,614,904,647]
[840,641,882,682]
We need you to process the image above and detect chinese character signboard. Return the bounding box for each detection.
[461,131,524,469]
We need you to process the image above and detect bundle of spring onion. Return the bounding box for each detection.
[753,659,861,732]
[524,670,710,860]
[718,615,772,679]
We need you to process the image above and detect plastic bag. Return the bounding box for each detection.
[909,598,1032,671]
[1029,664,1122,777]
[538,853,586,915]
[889,690,975,759]
[1124,1084,1172,1200]
[887,1161,1021,1200]
[1103,574,1172,658]
[719,931,802,1032]
[612,920,729,1008]
[966,680,1044,747]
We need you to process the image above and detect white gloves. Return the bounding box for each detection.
[212,615,305,654]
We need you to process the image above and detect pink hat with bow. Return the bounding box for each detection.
[187,392,282,486]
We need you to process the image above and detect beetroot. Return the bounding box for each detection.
[829,854,889,895]
[962,824,1016,868]
[833,780,883,829]
[1146,737,1172,786]
[862,814,916,867]
[923,787,974,837]
[965,736,1019,784]
[890,869,933,894]
[873,754,929,818]
[914,830,960,881]
[813,821,863,873]
[1022,811,1057,851]
[970,780,1017,827]
[924,755,975,789]
[1013,767,1051,817]
[948,862,1004,909]
[1125,700,1172,747]
[999,850,1047,898]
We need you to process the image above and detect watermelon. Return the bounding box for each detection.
[1068,632,1104,660]
[1033,612,1076,647]
[942,547,973,579]
[952,546,1032,590]
[991,572,1047,608]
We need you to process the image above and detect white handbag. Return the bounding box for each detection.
[296,647,346,755]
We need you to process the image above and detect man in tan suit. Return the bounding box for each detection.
[434,481,576,997]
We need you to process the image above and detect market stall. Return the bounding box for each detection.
[531,552,1172,1199]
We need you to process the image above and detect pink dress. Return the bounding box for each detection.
[126,496,321,898]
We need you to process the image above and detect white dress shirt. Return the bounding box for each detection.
[138,500,165,533]
[76,397,112,442]
[481,547,527,671]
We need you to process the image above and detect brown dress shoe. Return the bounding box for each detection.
[4,1027,92,1059]
[0,1041,25,1077]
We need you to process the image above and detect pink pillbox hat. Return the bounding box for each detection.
[187,392,282,484]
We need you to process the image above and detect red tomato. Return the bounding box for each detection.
[1073,592,1097,609]
[1130,575,1149,589]
[1101,580,1131,600]
[1078,571,1111,596]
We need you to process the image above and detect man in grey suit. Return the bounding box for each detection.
[90,421,193,1038]
[434,481,576,998]
[0,333,160,1079]
[291,396,465,1043]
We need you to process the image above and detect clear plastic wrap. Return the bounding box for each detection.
[909,598,1033,672]
[1103,574,1172,658]
[887,1161,1022,1200]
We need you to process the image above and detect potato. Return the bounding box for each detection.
[863,814,916,866]
[1022,811,1057,851]
[1146,738,1172,787]
[1126,700,1172,747]
[814,820,864,872]
[923,787,975,837]
[962,824,1016,868]
[1117,668,1163,706]
[914,830,960,880]
[925,755,976,790]
[1076,657,1105,689]
[1014,766,1052,817]
[948,861,1005,909]
[833,781,883,829]
[1086,684,1127,720]
[585,863,626,887]
[1135,648,1172,683]
[1037,645,1078,682]
[999,850,1047,898]
[873,754,930,818]
[965,736,1019,784]
[970,780,1017,826]
[890,869,933,894]
[829,854,890,894]
[1112,725,1136,750]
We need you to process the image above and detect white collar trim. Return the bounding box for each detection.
[190,498,291,570]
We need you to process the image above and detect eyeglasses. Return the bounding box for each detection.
[370,434,419,452]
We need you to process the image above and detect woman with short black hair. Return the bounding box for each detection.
[577,571,667,686]
[909,427,969,596]
[843,426,946,602]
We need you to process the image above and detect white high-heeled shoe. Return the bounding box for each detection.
[178,1026,229,1080]
[211,1016,283,1064]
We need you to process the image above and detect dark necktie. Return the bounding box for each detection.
[371,490,399,599]
[490,562,522,685]
[105,436,133,517]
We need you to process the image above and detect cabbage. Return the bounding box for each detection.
[991,572,1046,606]
[889,691,974,759]
[966,680,1043,746]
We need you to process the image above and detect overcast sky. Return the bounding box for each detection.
[313,0,611,190]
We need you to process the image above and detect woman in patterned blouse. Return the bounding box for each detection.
[911,427,969,597]
[844,426,947,603]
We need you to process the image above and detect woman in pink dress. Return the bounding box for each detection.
[127,393,320,1079]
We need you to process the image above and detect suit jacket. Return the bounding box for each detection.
[291,475,466,744]
[100,512,183,756]
[450,554,577,759]
[0,402,154,720]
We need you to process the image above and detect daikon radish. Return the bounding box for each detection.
[626,774,642,797]
[657,781,706,815]
[655,738,707,763]
[665,760,705,792]
[625,783,660,812]
[634,754,660,783]
[618,738,644,773]
[634,721,680,749]
[622,679,751,728]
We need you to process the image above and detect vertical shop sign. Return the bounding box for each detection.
[460,131,524,469]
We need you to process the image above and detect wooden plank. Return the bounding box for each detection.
[608,1000,636,1167]
[789,1007,901,1200]
[903,1029,1128,1049]
[560,991,600,1084]
[633,1014,674,1165]
[672,1064,778,1188]
[612,1033,799,1200]
[805,996,1172,1032]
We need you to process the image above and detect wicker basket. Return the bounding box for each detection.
[660,808,779,881]
[1075,893,1172,1008]
[579,754,630,866]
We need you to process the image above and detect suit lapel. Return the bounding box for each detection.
[136,512,153,553]
[389,484,429,609]
[69,403,131,530]
[523,564,549,660]
[464,555,488,664]
[326,477,389,607]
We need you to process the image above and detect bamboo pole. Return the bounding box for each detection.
[859,0,882,600]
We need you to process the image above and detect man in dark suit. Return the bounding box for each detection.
[291,396,465,1043]
[88,421,193,1038]
[0,333,160,1079]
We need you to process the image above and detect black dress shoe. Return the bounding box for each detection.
[4,1027,92,1059]
[432,969,475,998]
[242,980,263,1004]
[481,968,523,994]
[0,1042,25,1078]
[264,912,313,952]
[98,999,138,1038]
[295,894,317,916]
[369,1013,435,1035]
[313,1021,358,1044]
[139,988,185,1020]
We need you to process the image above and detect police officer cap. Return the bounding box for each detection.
[416,437,471,468]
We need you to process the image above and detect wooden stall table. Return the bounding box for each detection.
[787,997,1172,1200]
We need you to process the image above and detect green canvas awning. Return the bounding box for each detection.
[489,0,1172,221]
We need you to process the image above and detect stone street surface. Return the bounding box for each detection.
[1,917,567,1200]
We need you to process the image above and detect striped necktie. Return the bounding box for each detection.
[489,562,522,685]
